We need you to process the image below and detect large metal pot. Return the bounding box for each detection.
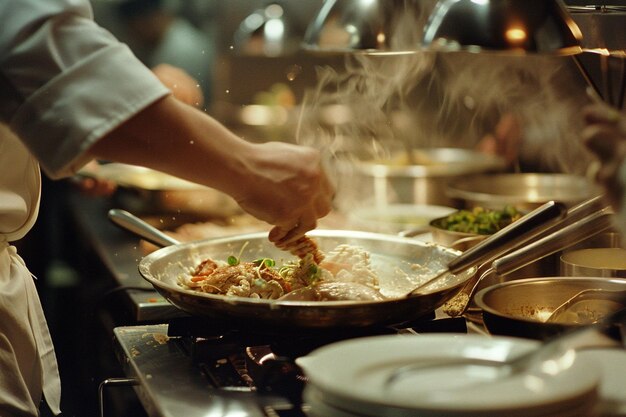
[137,229,476,329]
[446,173,603,211]
[333,148,507,210]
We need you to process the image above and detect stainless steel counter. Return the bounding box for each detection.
[112,324,301,417]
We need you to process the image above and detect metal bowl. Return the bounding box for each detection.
[446,173,603,211]
[428,206,523,251]
[474,277,626,340]
[334,148,507,209]
[561,248,626,278]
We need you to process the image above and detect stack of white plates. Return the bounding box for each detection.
[297,334,602,417]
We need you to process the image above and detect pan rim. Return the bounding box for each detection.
[138,229,472,308]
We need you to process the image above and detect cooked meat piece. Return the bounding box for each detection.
[190,262,290,299]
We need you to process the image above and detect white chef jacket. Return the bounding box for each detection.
[0,0,169,415]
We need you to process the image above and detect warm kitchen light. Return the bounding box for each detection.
[505,27,527,44]
[303,0,582,55]
[302,0,422,54]
[422,0,583,55]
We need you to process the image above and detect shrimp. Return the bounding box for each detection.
[283,236,325,264]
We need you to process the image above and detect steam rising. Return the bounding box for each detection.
[296,4,593,175]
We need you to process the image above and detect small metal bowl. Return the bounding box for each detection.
[428,222,487,251]
[474,277,626,340]
[428,207,522,251]
[446,173,603,210]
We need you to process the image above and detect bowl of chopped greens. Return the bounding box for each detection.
[429,206,523,250]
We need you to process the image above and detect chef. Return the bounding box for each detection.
[0,0,333,415]
[582,101,626,236]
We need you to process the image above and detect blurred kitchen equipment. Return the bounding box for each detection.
[475,277,626,339]
[422,0,626,109]
[78,163,240,218]
[334,148,507,209]
[446,173,603,210]
[302,0,425,54]
[233,1,299,56]
[561,247,626,277]
[108,209,477,328]
[422,0,582,55]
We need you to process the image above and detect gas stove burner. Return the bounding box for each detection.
[166,310,449,340]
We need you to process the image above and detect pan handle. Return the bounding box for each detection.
[108,208,181,247]
[492,208,615,277]
[447,201,568,274]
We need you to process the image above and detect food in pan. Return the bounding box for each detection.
[178,243,385,301]
[431,206,522,235]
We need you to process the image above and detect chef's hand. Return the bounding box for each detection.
[151,64,204,109]
[232,141,334,247]
[581,102,626,210]
[73,160,117,197]
[89,96,333,245]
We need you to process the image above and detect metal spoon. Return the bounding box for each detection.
[547,289,626,324]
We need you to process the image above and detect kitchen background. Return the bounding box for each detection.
[18,1,626,416]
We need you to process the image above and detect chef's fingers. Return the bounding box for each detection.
[275,235,323,261]
[270,215,317,245]
[74,177,117,197]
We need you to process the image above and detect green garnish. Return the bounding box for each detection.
[253,258,276,268]
[433,206,522,235]
[226,241,250,266]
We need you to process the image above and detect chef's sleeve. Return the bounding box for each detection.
[0,0,171,179]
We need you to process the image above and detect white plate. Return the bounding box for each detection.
[579,349,626,416]
[296,334,601,417]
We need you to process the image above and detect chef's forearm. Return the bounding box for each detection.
[88,95,254,200]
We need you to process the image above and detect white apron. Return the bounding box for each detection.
[0,125,61,416]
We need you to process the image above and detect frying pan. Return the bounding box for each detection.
[110,199,566,328]
[110,210,477,328]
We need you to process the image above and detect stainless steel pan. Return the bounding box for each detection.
[110,199,567,328]
[110,209,477,328]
